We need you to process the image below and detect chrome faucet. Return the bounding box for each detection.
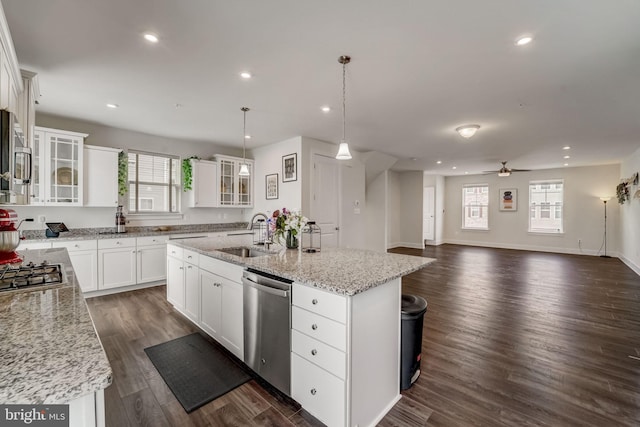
[247,212,269,230]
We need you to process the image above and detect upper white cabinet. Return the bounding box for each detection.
[216,155,253,208]
[84,145,120,207]
[16,70,39,147]
[185,159,218,208]
[0,6,22,115]
[32,127,87,206]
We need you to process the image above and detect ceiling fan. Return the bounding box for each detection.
[484,161,531,177]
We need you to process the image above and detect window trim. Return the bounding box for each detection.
[461,183,489,230]
[528,179,564,234]
[127,149,181,215]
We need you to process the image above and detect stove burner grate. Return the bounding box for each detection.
[0,262,65,292]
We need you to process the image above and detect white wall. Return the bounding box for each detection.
[397,171,423,249]
[423,174,445,245]
[15,113,248,231]
[251,136,302,217]
[619,147,640,274]
[365,171,387,252]
[387,171,402,248]
[443,164,621,255]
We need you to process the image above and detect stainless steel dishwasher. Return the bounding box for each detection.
[242,268,293,396]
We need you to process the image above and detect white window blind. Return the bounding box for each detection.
[462,184,489,229]
[529,180,563,233]
[127,150,180,214]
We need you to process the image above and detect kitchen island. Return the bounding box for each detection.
[0,248,112,427]
[168,236,434,427]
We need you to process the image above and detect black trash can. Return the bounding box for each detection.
[400,294,428,390]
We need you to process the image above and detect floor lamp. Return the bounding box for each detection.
[600,197,611,258]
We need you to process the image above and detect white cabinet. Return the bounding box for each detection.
[32,127,87,206]
[184,257,199,322]
[199,269,222,337]
[17,70,39,148]
[51,240,98,292]
[98,238,136,289]
[166,253,185,310]
[166,244,199,322]
[185,159,218,208]
[84,145,120,207]
[216,155,253,207]
[17,241,51,251]
[0,31,21,114]
[136,235,169,284]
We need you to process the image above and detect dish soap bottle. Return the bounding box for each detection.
[116,205,126,233]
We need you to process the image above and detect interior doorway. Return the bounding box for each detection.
[423,186,435,245]
[311,154,340,247]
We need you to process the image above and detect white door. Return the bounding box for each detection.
[312,154,340,247]
[423,186,435,243]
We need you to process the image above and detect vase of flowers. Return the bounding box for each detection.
[269,208,308,249]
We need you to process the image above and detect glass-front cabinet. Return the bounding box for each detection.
[216,155,253,208]
[31,127,87,206]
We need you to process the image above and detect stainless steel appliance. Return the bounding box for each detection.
[0,110,31,204]
[242,268,293,396]
[0,261,65,292]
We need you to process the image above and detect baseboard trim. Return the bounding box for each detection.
[442,239,619,258]
[387,242,424,250]
[83,281,163,298]
[619,254,640,277]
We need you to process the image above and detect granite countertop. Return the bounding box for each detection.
[0,248,112,404]
[171,236,435,296]
[20,222,249,243]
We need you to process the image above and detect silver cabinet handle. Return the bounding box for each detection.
[187,265,192,269]
[311,324,318,330]
[311,349,317,356]
[312,298,318,305]
[310,388,317,395]
[116,241,121,245]
[74,244,79,248]
[132,250,135,253]
[187,255,192,259]
[179,267,183,270]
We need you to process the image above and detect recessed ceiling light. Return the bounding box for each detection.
[321,106,331,113]
[106,103,119,109]
[515,35,533,46]
[244,135,251,139]
[240,72,252,79]
[456,124,480,138]
[564,163,569,166]
[452,166,457,170]
[562,146,571,150]
[563,155,570,159]
[143,33,158,43]
[436,160,442,164]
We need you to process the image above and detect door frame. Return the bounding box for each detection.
[310,153,342,247]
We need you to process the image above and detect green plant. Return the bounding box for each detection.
[182,156,199,191]
[118,151,128,196]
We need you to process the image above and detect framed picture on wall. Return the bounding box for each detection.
[499,188,517,211]
[266,174,278,200]
[282,153,297,182]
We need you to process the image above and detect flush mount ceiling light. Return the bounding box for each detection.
[143,33,159,43]
[335,55,353,160]
[515,35,533,46]
[106,103,119,109]
[240,72,252,79]
[238,107,250,177]
[456,124,480,138]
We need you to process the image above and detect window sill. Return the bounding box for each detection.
[461,227,490,231]
[527,231,564,236]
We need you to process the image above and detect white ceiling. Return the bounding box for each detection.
[3,0,640,175]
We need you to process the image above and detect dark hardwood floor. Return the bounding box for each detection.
[86,244,640,426]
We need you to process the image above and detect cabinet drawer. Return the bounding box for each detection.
[292,330,346,379]
[167,244,183,259]
[98,237,136,250]
[52,240,97,252]
[291,353,345,427]
[292,284,347,324]
[17,242,51,251]
[199,255,243,282]
[137,235,170,247]
[183,249,199,264]
[292,306,347,352]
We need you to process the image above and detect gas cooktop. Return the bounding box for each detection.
[0,261,66,293]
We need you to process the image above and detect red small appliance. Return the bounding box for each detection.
[0,208,23,264]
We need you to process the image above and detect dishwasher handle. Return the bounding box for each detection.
[242,276,290,298]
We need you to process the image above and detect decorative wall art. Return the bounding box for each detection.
[282,153,297,182]
[266,173,278,199]
[499,188,517,211]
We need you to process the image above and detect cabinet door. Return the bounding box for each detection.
[188,160,218,207]
[30,130,46,205]
[98,247,136,289]
[184,262,200,322]
[237,161,253,207]
[69,250,98,292]
[220,276,244,360]
[218,158,236,206]
[84,146,119,207]
[199,269,222,339]
[136,245,167,283]
[166,256,185,309]
[46,131,84,205]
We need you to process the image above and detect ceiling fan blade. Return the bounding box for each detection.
[510,168,532,172]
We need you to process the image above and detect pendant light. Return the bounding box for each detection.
[335,55,352,160]
[238,107,250,176]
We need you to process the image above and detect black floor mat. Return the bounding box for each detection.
[144,333,251,413]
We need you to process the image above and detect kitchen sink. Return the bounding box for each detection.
[217,247,271,258]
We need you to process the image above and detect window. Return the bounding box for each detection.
[462,184,489,229]
[529,180,563,233]
[127,150,180,214]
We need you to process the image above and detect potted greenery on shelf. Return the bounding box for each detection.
[182,156,200,191]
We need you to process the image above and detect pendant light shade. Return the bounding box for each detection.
[239,107,250,177]
[335,55,352,160]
